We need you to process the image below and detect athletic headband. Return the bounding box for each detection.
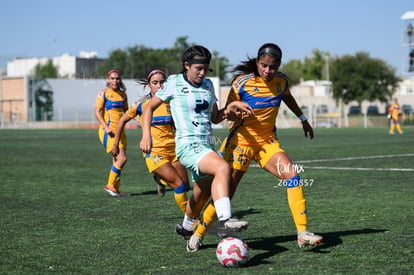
[107,69,120,76]
[189,58,210,65]
[147,69,166,81]
[258,47,282,60]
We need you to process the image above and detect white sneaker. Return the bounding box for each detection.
[186,234,203,252]
[104,185,121,197]
[297,230,323,248]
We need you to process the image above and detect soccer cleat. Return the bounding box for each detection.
[297,230,323,248]
[104,184,121,197]
[153,174,166,197]
[217,218,249,238]
[186,234,203,252]
[175,224,193,240]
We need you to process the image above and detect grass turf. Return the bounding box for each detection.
[0,127,413,274]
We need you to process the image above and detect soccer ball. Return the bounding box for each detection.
[216,237,249,267]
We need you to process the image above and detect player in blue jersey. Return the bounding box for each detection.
[188,43,323,251]
[139,45,252,251]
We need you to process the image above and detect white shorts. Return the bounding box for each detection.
[176,142,213,182]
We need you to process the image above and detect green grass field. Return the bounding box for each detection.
[0,127,413,274]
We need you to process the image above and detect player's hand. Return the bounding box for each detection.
[110,145,119,158]
[226,101,254,119]
[105,126,114,137]
[302,120,314,139]
[140,136,152,154]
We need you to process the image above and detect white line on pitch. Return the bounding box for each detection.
[295,153,414,163]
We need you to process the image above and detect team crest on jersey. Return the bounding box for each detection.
[252,87,259,93]
[277,83,282,93]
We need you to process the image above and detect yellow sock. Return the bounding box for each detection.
[390,125,395,133]
[174,192,188,213]
[286,177,307,233]
[108,165,122,191]
[173,183,188,213]
[396,124,403,133]
[195,201,217,238]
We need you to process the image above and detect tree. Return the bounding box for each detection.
[280,49,330,85]
[330,52,399,105]
[302,49,330,81]
[98,36,230,80]
[280,59,304,85]
[33,59,58,78]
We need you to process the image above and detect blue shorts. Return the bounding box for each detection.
[176,142,213,182]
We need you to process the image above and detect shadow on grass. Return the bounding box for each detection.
[243,228,388,266]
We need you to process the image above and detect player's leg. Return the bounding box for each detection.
[390,120,396,134]
[263,150,322,247]
[175,175,212,247]
[102,131,127,196]
[153,162,188,213]
[189,169,246,252]
[395,121,404,134]
[198,152,248,238]
[112,147,127,191]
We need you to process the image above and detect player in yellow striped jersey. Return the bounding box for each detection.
[95,69,129,197]
[388,98,404,134]
[111,69,189,213]
[188,43,323,251]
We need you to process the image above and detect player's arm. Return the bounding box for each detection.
[140,96,163,153]
[110,114,133,156]
[283,93,314,139]
[211,101,253,124]
[94,106,113,136]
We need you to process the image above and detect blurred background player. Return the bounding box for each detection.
[139,46,251,251]
[388,98,404,134]
[188,43,323,251]
[111,69,189,213]
[94,69,129,197]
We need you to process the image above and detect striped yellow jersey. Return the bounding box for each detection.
[226,72,291,145]
[389,103,401,121]
[126,93,175,153]
[95,88,128,131]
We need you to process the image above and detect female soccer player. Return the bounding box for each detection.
[111,69,189,213]
[188,43,323,251]
[139,46,251,251]
[95,69,128,197]
[388,98,404,134]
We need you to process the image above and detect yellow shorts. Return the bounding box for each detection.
[220,138,285,172]
[145,146,178,173]
[98,128,127,153]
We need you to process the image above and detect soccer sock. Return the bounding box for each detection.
[390,124,395,133]
[182,215,196,232]
[108,164,122,190]
[195,201,217,237]
[214,197,231,221]
[396,124,403,133]
[286,175,308,233]
[173,183,188,214]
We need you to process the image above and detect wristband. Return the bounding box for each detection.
[299,114,307,122]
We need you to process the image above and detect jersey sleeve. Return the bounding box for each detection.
[156,75,176,102]
[95,89,106,108]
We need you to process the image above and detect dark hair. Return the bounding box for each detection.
[137,69,166,87]
[231,43,282,77]
[257,43,282,60]
[181,45,212,73]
